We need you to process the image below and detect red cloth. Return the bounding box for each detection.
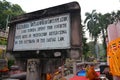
[70,72,100,80]
[70,76,88,80]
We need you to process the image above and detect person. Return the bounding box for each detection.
[85,64,90,77]
[86,64,99,80]
[46,73,52,80]
[102,66,113,80]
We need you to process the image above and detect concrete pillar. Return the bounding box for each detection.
[26,59,40,80]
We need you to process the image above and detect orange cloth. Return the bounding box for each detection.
[86,66,99,80]
[0,67,9,72]
[46,73,52,80]
[107,38,120,76]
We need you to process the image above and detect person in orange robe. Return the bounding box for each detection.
[46,73,52,80]
[86,65,99,80]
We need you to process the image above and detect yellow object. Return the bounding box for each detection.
[107,38,120,76]
[0,48,3,54]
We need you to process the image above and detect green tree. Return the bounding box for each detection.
[82,25,89,60]
[84,10,101,57]
[98,11,120,54]
[97,13,111,54]
[116,10,120,21]
[0,0,25,30]
[84,10,101,44]
[85,41,95,61]
[111,10,120,23]
[84,10,120,59]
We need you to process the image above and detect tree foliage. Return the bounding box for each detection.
[84,10,120,57]
[84,10,101,44]
[0,37,7,45]
[82,25,89,58]
[0,0,25,30]
[84,10,101,57]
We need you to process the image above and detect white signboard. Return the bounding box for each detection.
[13,14,70,51]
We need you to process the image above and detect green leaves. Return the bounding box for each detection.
[84,10,100,41]
[0,0,25,30]
[0,37,7,45]
[84,10,120,56]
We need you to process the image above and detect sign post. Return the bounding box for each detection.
[7,2,82,80]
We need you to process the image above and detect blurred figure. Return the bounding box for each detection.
[103,66,113,80]
[85,64,90,77]
[86,65,99,80]
[46,73,52,80]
